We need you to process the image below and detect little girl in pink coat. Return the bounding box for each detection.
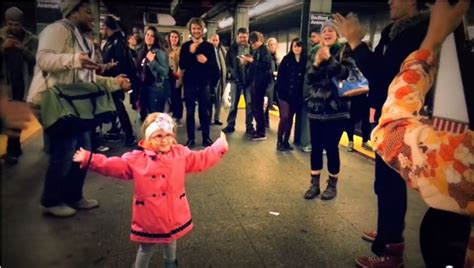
[73,112,229,268]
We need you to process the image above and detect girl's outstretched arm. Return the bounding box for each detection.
[73,147,134,180]
[185,132,229,173]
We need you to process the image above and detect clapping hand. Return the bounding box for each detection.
[196,54,208,64]
[332,12,367,49]
[146,51,156,62]
[116,74,131,92]
[79,52,99,70]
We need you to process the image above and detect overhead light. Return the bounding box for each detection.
[249,0,295,17]
[217,0,295,29]
[157,13,176,26]
[219,17,233,28]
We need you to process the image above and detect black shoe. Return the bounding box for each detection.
[245,128,256,136]
[197,126,202,131]
[185,140,195,148]
[202,138,213,147]
[213,120,223,125]
[125,135,137,147]
[276,141,286,151]
[250,133,266,141]
[103,132,121,142]
[4,155,19,166]
[265,121,270,128]
[222,126,235,133]
[283,142,294,151]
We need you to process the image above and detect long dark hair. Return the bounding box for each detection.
[288,37,307,62]
[138,26,166,61]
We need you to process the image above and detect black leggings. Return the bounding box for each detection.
[277,98,296,142]
[309,119,345,174]
[420,207,470,268]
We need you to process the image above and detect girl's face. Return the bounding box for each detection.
[321,27,338,46]
[145,29,155,46]
[169,32,179,46]
[148,130,175,153]
[292,43,302,56]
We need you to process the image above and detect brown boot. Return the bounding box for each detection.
[321,176,338,200]
[355,242,404,268]
[304,174,320,199]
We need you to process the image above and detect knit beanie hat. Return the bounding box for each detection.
[59,0,82,18]
[104,16,119,31]
[320,20,339,35]
[5,7,24,22]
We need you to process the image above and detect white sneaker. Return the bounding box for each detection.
[73,198,99,209]
[41,204,77,217]
[95,145,109,152]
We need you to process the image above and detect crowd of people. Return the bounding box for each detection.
[1,0,472,267]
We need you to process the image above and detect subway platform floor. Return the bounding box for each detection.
[2,109,427,268]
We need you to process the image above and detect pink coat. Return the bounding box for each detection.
[80,139,228,243]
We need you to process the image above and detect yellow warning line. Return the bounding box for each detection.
[0,117,42,156]
[239,96,374,159]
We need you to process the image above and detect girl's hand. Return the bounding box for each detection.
[73,147,87,163]
[421,0,470,52]
[146,51,156,62]
[220,131,228,149]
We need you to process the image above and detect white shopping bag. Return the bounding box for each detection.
[222,82,232,108]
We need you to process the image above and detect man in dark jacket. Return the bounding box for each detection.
[334,1,430,267]
[222,27,255,135]
[179,17,219,147]
[101,16,137,146]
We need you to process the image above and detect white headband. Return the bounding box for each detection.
[145,114,174,140]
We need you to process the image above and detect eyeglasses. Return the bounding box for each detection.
[149,133,175,140]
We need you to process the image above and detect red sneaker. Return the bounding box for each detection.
[355,242,404,268]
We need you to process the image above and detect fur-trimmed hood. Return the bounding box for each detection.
[389,11,430,41]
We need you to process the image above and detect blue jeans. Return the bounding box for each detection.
[41,131,91,207]
[225,82,254,130]
[145,82,171,114]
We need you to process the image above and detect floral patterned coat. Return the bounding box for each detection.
[371,49,473,267]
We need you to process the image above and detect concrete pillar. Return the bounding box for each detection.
[300,0,332,46]
[295,0,332,146]
[233,6,249,37]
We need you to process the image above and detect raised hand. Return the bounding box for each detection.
[333,12,366,49]
[421,0,471,52]
[220,131,228,149]
[73,147,87,163]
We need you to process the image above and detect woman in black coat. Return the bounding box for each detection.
[275,38,307,151]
